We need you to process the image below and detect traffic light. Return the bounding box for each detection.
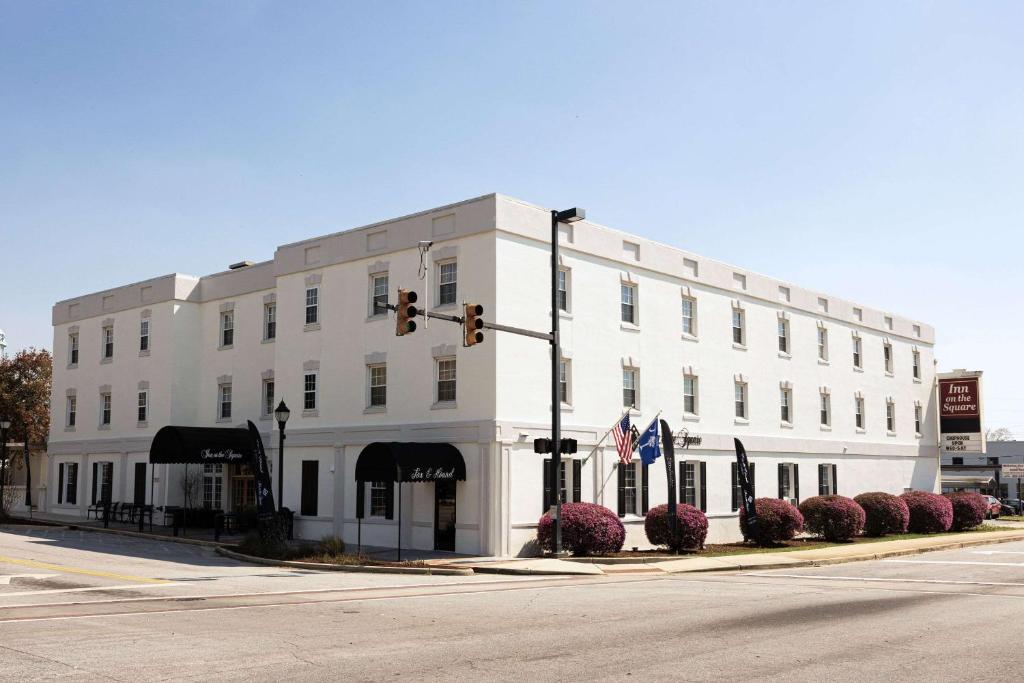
[560,438,578,454]
[534,438,552,454]
[396,289,418,336]
[463,303,484,346]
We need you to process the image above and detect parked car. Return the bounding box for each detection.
[983,495,1002,519]
[1000,498,1021,515]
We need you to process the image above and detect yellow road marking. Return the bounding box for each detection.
[0,556,168,584]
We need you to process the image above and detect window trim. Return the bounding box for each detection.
[620,282,638,326]
[220,311,234,349]
[435,357,457,405]
[66,395,77,428]
[622,366,639,409]
[437,260,458,308]
[262,378,275,418]
[731,306,745,347]
[137,390,148,424]
[369,272,390,318]
[681,296,697,338]
[367,363,387,409]
[139,320,150,353]
[558,268,571,314]
[559,358,572,407]
[303,372,319,414]
[263,302,277,342]
[102,326,114,360]
[305,287,320,328]
[683,374,698,417]
[779,387,793,425]
[99,392,112,427]
[68,332,80,366]
[734,381,748,420]
[218,383,233,422]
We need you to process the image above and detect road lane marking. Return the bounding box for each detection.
[0,583,183,598]
[0,556,169,584]
[883,559,1024,568]
[972,550,1024,556]
[743,572,1024,588]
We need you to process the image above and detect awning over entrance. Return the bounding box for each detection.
[149,426,254,464]
[941,474,995,488]
[355,442,466,483]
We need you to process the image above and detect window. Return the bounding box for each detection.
[817,327,829,361]
[202,463,223,510]
[732,308,745,345]
[987,456,1000,466]
[100,392,112,425]
[883,342,893,373]
[65,462,79,505]
[855,396,865,429]
[300,460,319,517]
[438,261,457,306]
[682,297,696,336]
[370,481,390,517]
[263,379,275,417]
[92,461,113,504]
[683,375,698,415]
[731,461,756,511]
[69,333,79,365]
[886,400,896,432]
[778,462,799,503]
[820,393,831,427]
[952,457,963,466]
[559,359,570,405]
[778,319,789,353]
[102,326,114,359]
[780,388,792,424]
[219,384,232,420]
[139,320,150,352]
[66,396,77,427]
[914,404,922,435]
[221,311,234,347]
[368,364,387,407]
[436,358,456,403]
[912,350,921,379]
[137,391,148,423]
[852,335,862,369]
[818,464,837,496]
[264,303,276,340]
[621,283,637,324]
[558,269,570,312]
[543,459,569,510]
[623,368,638,408]
[618,461,637,516]
[681,461,706,512]
[371,273,389,316]
[735,382,748,419]
[305,287,319,325]
[304,373,318,410]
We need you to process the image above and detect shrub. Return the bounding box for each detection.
[318,535,346,557]
[900,491,953,533]
[799,496,866,542]
[644,503,708,551]
[855,492,910,536]
[739,498,804,546]
[943,492,988,531]
[537,502,625,556]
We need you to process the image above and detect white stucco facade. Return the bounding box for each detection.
[47,193,939,555]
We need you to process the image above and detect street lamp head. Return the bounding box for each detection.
[554,207,585,223]
[274,401,290,428]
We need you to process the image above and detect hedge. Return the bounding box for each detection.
[943,491,988,531]
[854,492,910,537]
[537,502,625,555]
[740,498,804,546]
[900,491,953,533]
[799,495,866,542]
[644,503,708,551]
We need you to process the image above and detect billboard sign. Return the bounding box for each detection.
[1001,464,1024,478]
[938,372,984,453]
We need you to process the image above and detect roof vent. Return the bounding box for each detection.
[229,261,254,270]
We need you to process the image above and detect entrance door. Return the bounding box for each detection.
[434,480,456,552]
[134,463,147,505]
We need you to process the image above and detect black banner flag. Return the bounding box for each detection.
[660,420,677,539]
[734,438,758,535]
[247,421,277,516]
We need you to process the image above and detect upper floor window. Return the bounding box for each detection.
[263,379,275,417]
[304,373,318,411]
[621,283,637,324]
[436,358,457,403]
[683,375,698,415]
[735,381,748,419]
[852,335,863,369]
[912,350,921,379]
[137,391,148,423]
[139,320,150,352]
[66,395,77,427]
[681,297,696,336]
[264,303,276,340]
[732,308,745,345]
[780,387,792,424]
[368,364,387,408]
[883,342,893,374]
[820,393,831,427]
[559,359,571,405]
[219,384,232,420]
[914,404,922,435]
[102,326,114,359]
[777,318,789,353]
[623,368,638,408]
[817,326,829,361]
[886,400,896,432]
[438,261,457,306]
[558,269,570,312]
[305,287,319,325]
[371,273,389,316]
[221,311,234,347]
[68,333,79,365]
[100,392,112,426]
[855,396,865,430]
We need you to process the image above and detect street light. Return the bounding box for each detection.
[0,417,10,516]
[550,207,585,556]
[274,400,290,512]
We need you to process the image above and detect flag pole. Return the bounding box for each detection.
[582,409,631,465]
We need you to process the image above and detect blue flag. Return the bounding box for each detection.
[638,417,661,465]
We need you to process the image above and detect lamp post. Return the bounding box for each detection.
[0,418,10,515]
[274,400,290,512]
[550,207,585,556]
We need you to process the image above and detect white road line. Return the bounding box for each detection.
[883,559,1024,568]
[743,572,1024,588]
[0,583,183,599]
[972,550,1024,556]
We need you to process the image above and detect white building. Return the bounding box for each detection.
[46,193,939,555]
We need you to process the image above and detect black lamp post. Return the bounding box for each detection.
[550,207,585,556]
[0,417,9,515]
[274,400,290,512]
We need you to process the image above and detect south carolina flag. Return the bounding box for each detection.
[638,418,661,465]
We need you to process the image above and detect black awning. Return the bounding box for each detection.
[150,425,255,465]
[355,442,466,483]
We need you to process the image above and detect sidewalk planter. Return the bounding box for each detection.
[739,498,803,546]
[900,491,953,533]
[644,503,708,551]
[537,502,624,556]
[799,496,866,542]
[943,491,988,531]
[854,492,910,537]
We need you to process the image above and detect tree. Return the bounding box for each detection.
[0,348,52,447]
[986,427,1014,442]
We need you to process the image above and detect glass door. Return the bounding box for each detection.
[434,480,457,552]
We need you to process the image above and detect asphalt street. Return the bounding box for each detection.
[2,526,1024,681]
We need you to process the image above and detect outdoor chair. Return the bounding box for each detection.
[86,499,109,520]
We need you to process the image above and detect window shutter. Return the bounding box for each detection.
[793,464,800,502]
[300,460,318,517]
[641,463,649,514]
[572,460,582,503]
[699,462,707,513]
[617,463,626,518]
[818,464,827,496]
[778,463,785,499]
[543,459,552,512]
[731,463,738,511]
[355,481,365,519]
[831,464,838,495]
[58,464,65,504]
[384,482,395,520]
[91,462,98,504]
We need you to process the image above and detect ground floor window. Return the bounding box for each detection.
[370,481,392,518]
[818,463,837,496]
[300,460,319,516]
[91,461,113,504]
[680,461,707,512]
[543,459,582,511]
[203,463,223,510]
[778,462,799,503]
[58,462,79,505]
[731,461,756,511]
[617,461,649,517]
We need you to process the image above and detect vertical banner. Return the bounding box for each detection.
[734,438,757,534]
[937,371,984,453]
[247,421,277,516]
[660,420,677,538]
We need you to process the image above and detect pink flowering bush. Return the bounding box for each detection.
[799,496,866,542]
[537,502,625,556]
[900,491,953,534]
[855,492,910,537]
[739,498,804,546]
[644,503,709,551]
[943,491,988,531]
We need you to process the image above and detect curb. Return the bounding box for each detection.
[469,565,603,576]
[564,555,679,565]
[215,546,475,576]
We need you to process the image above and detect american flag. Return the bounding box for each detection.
[612,413,634,465]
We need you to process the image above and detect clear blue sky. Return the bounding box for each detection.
[2,2,1021,434]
